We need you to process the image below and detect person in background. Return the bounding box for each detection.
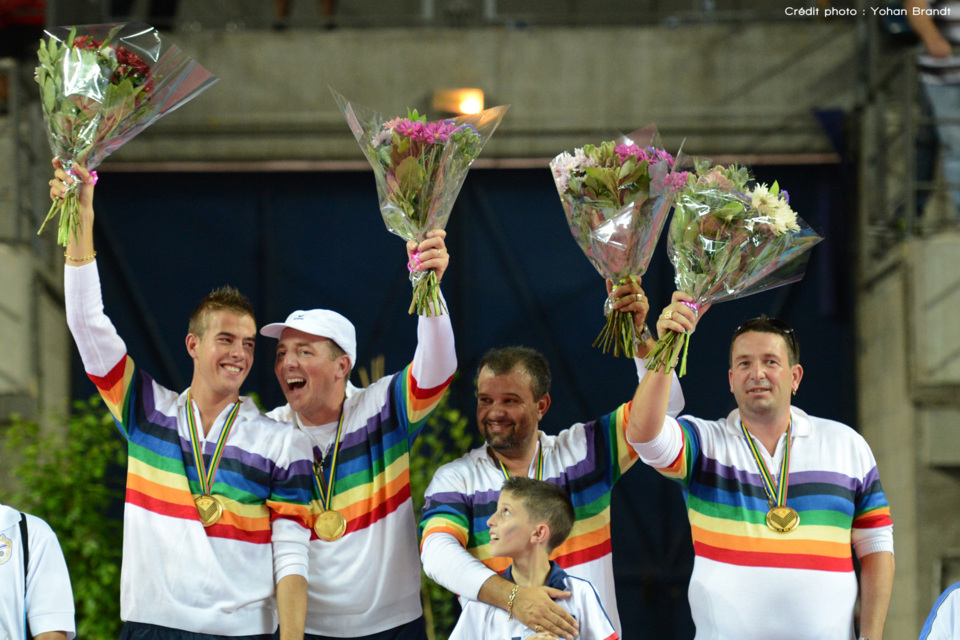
[0,502,75,640]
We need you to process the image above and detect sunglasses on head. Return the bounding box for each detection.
[734,317,799,360]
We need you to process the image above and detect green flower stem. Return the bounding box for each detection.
[645,329,694,377]
[593,309,639,358]
[38,191,82,247]
[410,271,447,317]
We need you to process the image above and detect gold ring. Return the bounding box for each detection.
[664,310,673,320]
[535,626,543,633]
[637,294,643,302]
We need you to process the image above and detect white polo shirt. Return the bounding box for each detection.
[0,505,75,640]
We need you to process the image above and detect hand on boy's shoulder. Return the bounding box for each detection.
[513,585,577,639]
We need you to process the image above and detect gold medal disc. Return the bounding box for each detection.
[195,494,223,527]
[766,505,800,533]
[314,509,347,541]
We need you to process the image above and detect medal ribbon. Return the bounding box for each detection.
[740,420,792,508]
[497,440,544,481]
[312,408,347,511]
[185,391,241,496]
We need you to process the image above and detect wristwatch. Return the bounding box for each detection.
[639,323,653,344]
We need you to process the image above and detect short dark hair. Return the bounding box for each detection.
[501,476,574,552]
[325,339,347,361]
[188,286,255,338]
[476,346,551,399]
[729,315,800,366]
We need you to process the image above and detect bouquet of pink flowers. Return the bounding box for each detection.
[36,23,218,245]
[333,89,508,315]
[646,160,823,376]
[551,126,687,357]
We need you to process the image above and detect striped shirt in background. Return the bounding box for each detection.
[917,0,960,82]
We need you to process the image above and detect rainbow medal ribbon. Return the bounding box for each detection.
[497,440,544,481]
[741,420,800,533]
[186,391,241,527]
[312,409,348,541]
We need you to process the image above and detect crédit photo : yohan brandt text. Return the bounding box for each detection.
[785,5,951,16]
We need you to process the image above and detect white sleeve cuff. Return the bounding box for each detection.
[421,532,496,601]
[853,525,895,559]
[272,518,311,582]
[28,612,77,639]
[627,416,684,468]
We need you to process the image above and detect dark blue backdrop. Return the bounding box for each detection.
[77,163,854,639]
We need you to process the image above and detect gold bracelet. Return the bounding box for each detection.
[506,584,519,620]
[64,251,97,262]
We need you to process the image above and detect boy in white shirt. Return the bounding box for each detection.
[449,477,618,640]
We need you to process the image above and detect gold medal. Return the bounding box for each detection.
[184,392,239,530]
[314,509,347,541]
[195,494,223,527]
[766,505,800,533]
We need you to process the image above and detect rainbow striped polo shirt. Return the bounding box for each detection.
[65,262,314,635]
[420,402,637,634]
[632,406,894,639]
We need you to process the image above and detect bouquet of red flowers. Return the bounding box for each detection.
[36,23,218,245]
[550,126,687,357]
[646,160,823,376]
[333,89,508,315]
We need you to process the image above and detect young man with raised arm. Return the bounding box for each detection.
[54,162,313,640]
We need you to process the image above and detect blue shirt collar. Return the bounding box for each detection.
[503,561,568,590]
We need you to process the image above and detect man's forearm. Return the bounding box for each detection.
[905,0,942,43]
[626,367,674,444]
[276,574,308,640]
[859,551,895,640]
[477,573,513,608]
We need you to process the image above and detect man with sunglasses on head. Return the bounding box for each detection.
[626,293,895,640]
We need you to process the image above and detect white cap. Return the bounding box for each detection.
[260,309,357,369]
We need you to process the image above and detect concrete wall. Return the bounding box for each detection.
[858,236,960,636]
[112,22,859,164]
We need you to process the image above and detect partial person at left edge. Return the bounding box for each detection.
[51,160,314,640]
[0,503,75,640]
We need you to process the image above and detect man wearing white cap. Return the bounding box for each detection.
[261,230,457,640]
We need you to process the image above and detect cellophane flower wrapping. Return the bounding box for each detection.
[35,23,219,245]
[332,89,508,316]
[550,126,688,357]
[645,160,823,376]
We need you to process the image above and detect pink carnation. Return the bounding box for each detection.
[659,171,689,192]
[394,119,461,144]
[614,144,642,161]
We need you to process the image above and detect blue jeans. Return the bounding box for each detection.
[922,79,960,217]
